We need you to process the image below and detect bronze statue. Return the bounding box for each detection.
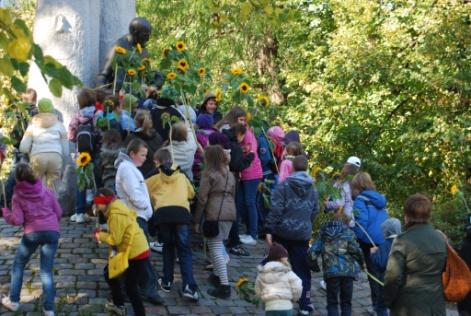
[96,17,152,91]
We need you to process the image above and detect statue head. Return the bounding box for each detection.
[129,17,152,46]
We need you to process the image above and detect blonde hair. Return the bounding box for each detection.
[350,172,376,197]
[171,121,188,142]
[134,109,154,136]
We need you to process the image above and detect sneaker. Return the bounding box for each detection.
[299,309,312,316]
[1,296,19,311]
[43,309,55,316]
[240,235,257,246]
[70,213,77,222]
[158,278,172,293]
[320,280,327,291]
[229,245,250,256]
[182,284,199,301]
[149,241,163,253]
[239,234,250,240]
[75,213,88,223]
[207,284,231,299]
[105,302,125,315]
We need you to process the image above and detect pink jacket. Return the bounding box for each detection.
[278,157,294,183]
[241,128,263,181]
[2,180,62,234]
[68,105,102,142]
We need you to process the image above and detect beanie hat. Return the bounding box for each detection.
[267,242,289,262]
[346,156,361,168]
[208,132,231,150]
[381,218,402,238]
[267,126,285,144]
[284,130,300,145]
[38,98,54,113]
[196,113,214,129]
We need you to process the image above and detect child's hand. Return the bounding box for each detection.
[265,234,273,246]
[1,207,9,217]
[370,246,379,254]
[93,229,101,243]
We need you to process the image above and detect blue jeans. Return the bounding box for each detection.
[266,310,293,316]
[136,217,158,297]
[237,179,261,239]
[75,189,86,215]
[326,277,354,316]
[160,224,197,290]
[10,231,59,311]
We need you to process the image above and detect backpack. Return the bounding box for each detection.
[76,117,96,153]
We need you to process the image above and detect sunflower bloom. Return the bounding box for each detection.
[311,166,322,178]
[231,67,243,75]
[246,112,252,123]
[176,40,186,52]
[239,82,251,94]
[76,152,92,167]
[177,59,189,72]
[127,69,137,76]
[136,43,143,54]
[166,72,177,80]
[257,95,269,107]
[235,277,249,289]
[141,57,150,65]
[450,184,459,195]
[114,46,127,55]
[197,67,206,77]
[138,65,145,72]
[215,89,222,102]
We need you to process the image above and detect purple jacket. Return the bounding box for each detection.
[194,128,217,167]
[2,180,62,234]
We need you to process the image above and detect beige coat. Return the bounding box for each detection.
[255,261,302,311]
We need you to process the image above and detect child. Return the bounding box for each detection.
[267,125,285,166]
[194,145,236,299]
[166,121,197,181]
[198,93,223,124]
[1,163,62,316]
[278,141,304,183]
[265,155,319,315]
[98,128,124,191]
[193,113,217,183]
[93,188,149,316]
[370,218,401,316]
[310,209,364,316]
[146,148,199,301]
[104,95,135,137]
[255,242,302,316]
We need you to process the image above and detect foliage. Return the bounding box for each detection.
[235,276,260,306]
[75,152,95,191]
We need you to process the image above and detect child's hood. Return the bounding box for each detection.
[321,220,349,241]
[114,151,133,169]
[158,163,182,183]
[77,105,97,122]
[286,171,314,197]
[32,113,58,129]
[257,261,291,283]
[14,180,45,201]
[381,217,401,239]
[358,190,387,209]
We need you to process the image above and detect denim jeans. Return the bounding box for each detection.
[136,217,158,297]
[266,310,293,316]
[159,224,197,290]
[237,179,261,239]
[10,231,59,311]
[75,189,86,215]
[326,277,354,316]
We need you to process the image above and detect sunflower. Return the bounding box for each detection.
[114,46,127,55]
[450,184,459,195]
[257,95,269,107]
[231,67,243,75]
[166,72,177,80]
[138,65,146,72]
[136,43,143,54]
[176,40,186,52]
[311,166,322,178]
[235,277,249,289]
[177,59,189,72]
[127,69,137,76]
[76,152,92,167]
[215,88,222,102]
[197,67,206,77]
[239,82,251,94]
[141,57,150,65]
[246,112,252,123]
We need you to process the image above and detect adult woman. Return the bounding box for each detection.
[124,109,163,179]
[384,193,447,316]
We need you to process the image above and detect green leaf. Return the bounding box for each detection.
[0,58,15,76]
[32,43,44,62]
[17,62,29,76]
[11,76,26,93]
[48,78,63,97]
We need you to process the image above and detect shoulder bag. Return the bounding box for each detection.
[202,173,229,238]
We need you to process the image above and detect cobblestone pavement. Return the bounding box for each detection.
[0,218,458,315]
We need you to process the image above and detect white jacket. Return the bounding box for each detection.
[19,113,69,157]
[114,152,153,221]
[167,125,197,180]
[255,261,302,311]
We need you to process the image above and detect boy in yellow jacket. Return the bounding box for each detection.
[146,148,199,301]
[93,188,151,316]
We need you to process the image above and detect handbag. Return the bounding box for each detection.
[202,173,229,238]
[442,240,471,302]
[108,222,135,279]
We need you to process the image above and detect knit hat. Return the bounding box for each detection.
[38,98,54,113]
[284,130,300,145]
[381,218,402,238]
[346,156,361,168]
[208,132,231,149]
[267,126,285,144]
[267,242,289,262]
[196,113,214,129]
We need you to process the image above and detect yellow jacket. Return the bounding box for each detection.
[98,200,149,260]
[145,164,195,212]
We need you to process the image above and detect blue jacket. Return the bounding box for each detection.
[266,171,319,241]
[370,237,394,272]
[352,190,388,245]
[258,133,274,177]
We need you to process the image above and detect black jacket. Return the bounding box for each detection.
[150,98,184,142]
[223,128,254,174]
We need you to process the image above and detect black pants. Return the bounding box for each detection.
[105,259,147,316]
[326,277,353,316]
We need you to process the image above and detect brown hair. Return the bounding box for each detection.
[104,95,120,111]
[404,193,432,225]
[102,128,122,150]
[293,155,308,172]
[127,138,147,155]
[77,88,96,109]
[15,163,36,184]
[153,148,172,165]
[231,123,247,137]
[350,172,376,197]
[215,106,246,129]
[285,141,304,156]
[134,109,154,137]
[204,145,228,175]
[96,187,115,197]
[95,89,108,103]
[22,88,37,104]
[171,122,188,142]
[339,163,360,182]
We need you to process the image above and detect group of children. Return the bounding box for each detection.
[2,86,471,316]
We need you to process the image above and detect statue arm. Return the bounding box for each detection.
[96,47,116,87]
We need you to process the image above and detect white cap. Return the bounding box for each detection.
[346,156,361,168]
